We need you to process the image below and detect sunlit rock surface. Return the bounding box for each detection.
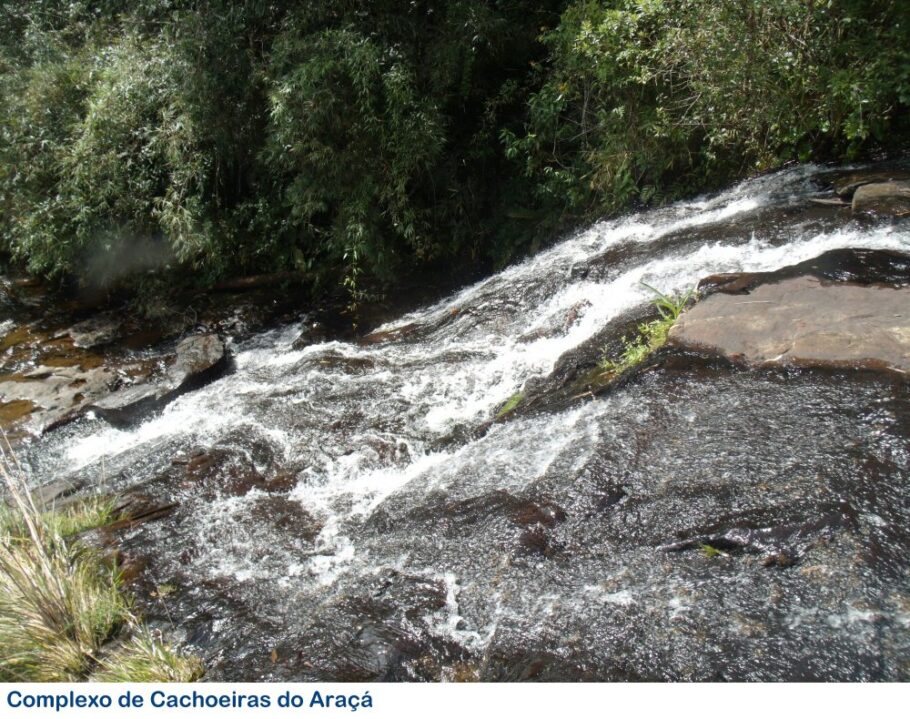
[670,276,910,373]
[852,181,910,217]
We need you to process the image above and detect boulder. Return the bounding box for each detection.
[57,313,124,349]
[169,334,227,385]
[834,170,910,198]
[360,322,421,345]
[88,334,230,427]
[668,276,910,374]
[851,181,910,216]
[291,320,328,350]
[0,364,120,433]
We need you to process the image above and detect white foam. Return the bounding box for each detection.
[35,163,910,613]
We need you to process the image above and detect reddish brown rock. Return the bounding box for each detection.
[668,276,910,374]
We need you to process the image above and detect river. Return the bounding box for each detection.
[13,163,910,680]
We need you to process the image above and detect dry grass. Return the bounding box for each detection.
[94,630,204,682]
[0,441,201,682]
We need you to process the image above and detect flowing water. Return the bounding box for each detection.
[19,164,910,680]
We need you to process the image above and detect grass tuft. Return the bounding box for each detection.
[1,495,118,541]
[94,630,204,682]
[0,442,201,682]
[495,392,524,419]
[0,465,127,680]
[700,543,730,559]
[597,284,696,380]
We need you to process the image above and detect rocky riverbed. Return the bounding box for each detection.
[3,161,910,681]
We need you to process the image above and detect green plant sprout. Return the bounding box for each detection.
[597,283,697,379]
[495,392,524,419]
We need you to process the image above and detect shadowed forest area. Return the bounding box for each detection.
[1,1,908,309]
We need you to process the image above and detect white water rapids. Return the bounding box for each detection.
[23,163,910,680]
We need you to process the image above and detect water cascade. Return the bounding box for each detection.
[19,165,910,680]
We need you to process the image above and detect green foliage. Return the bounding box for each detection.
[265,25,444,299]
[0,1,566,300]
[506,0,910,216]
[642,282,695,323]
[496,392,524,419]
[0,1,908,300]
[700,543,730,559]
[598,284,694,378]
[597,316,673,377]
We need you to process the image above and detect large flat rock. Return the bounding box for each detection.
[0,332,230,434]
[851,180,910,216]
[87,333,229,427]
[668,276,910,373]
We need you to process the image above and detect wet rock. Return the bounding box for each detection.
[30,477,85,506]
[516,525,563,558]
[310,351,376,374]
[84,384,162,427]
[249,569,458,681]
[696,272,764,295]
[89,334,230,427]
[0,332,230,432]
[762,552,797,568]
[509,499,567,528]
[58,313,123,349]
[592,485,628,512]
[808,197,849,208]
[0,364,119,432]
[104,500,179,532]
[834,169,910,198]
[697,249,910,297]
[292,320,328,350]
[116,553,149,585]
[249,497,323,541]
[517,301,591,343]
[669,276,910,373]
[176,447,273,497]
[0,398,36,426]
[360,322,421,345]
[660,506,853,561]
[170,334,227,383]
[851,181,910,216]
[368,489,561,536]
[481,649,601,681]
[780,248,910,286]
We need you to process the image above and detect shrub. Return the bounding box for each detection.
[506,0,910,217]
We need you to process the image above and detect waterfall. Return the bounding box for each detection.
[22,164,910,681]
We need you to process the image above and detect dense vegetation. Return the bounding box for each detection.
[1,1,908,306]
